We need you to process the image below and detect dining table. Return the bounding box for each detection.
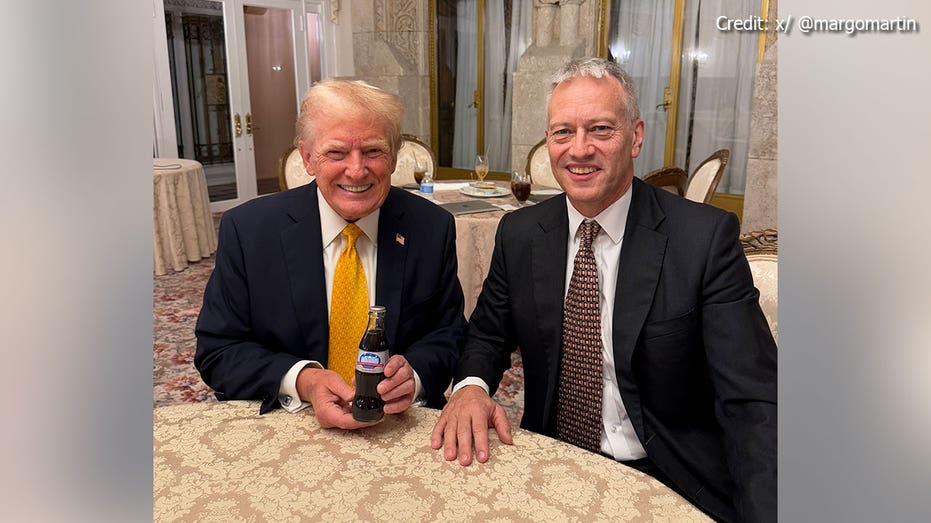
[412,180,562,317]
[153,158,217,275]
[154,401,710,522]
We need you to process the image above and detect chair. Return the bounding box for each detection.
[278,145,314,191]
[524,138,560,189]
[391,134,437,186]
[684,149,729,204]
[642,166,688,197]
[740,228,778,343]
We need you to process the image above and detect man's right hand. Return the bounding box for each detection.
[430,385,513,466]
[295,367,378,430]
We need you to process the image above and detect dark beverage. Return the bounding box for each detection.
[414,169,426,185]
[352,305,389,422]
[511,181,531,202]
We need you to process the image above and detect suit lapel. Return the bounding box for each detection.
[613,178,667,438]
[374,190,407,346]
[531,196,570,422]
[281,182,330,355]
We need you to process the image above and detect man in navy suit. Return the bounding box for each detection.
[431,58,776,522]
[196,79,466,429]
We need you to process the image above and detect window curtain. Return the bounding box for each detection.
[484,0,532,172]
[454,0,532,171]
[676,0,759,194]
[452,0,477,169]
[609,0,675,179]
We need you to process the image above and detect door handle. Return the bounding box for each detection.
[468,89,480,109]
[655,86,672,111]
[245,113,253,135]
[234,113,242,137]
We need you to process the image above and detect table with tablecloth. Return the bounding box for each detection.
[153,159,217,275]
[154,401,709,522]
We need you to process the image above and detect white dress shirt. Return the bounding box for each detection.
[277,190,424,412]
[454,187,646,461]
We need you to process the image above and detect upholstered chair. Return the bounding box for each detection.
[278,145,314,191]
[642,166,688,197]
[391,134,437,186]
[685,149,729,204]
[741,228,778,343]
[524,138,560,189]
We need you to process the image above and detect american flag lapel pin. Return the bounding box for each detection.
[395,233,405,246]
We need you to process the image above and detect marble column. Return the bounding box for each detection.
[534,0,559,47]
[559,0,584,46]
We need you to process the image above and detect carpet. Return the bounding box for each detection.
[153,258,526,424]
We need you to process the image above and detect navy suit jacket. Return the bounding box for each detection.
[195,183,467,413]
[455,178,776,523]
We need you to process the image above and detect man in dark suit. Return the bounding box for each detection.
[196,79,466,429]
[431,58,776,522]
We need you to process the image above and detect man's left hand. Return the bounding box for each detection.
[375,355,416,414]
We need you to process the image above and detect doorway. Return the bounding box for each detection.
[159,0,316,212]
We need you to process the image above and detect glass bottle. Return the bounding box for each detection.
[352,305,389,422]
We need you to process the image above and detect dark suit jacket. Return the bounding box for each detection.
[195,182,467,413]
[456,178,776,523]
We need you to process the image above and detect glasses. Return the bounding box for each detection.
[510,171,531,206]
[413,159,428,185]
[472,154,489,187]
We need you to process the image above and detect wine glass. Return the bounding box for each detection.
[510,170,531,206]
[473,154,489,187]
[413,159,427,185]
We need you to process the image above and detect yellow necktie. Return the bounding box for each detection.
[328,223,369,383]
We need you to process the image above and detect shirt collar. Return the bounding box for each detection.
[317,190,380,248]
[565,185,632,245]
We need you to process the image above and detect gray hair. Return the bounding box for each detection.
[294,79,403,156]
[548,57,641,123]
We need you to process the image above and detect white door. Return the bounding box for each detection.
[160,0,312,212]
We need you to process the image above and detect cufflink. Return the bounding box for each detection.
[282,395,292,407]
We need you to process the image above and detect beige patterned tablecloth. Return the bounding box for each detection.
[153,159,217,275]
[154,401,710,522]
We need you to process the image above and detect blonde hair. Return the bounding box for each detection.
[294,79,403,155]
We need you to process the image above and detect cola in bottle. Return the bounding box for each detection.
[352,305,389,422]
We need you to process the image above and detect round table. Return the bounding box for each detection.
[154,401,710,522]
[153,159,217,275]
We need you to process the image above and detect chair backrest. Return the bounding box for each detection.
[685,149,729,204]
[278,145,314,191]
[741,228,778,343]
[391,134,437,186]
[642,166,688,197]
[524,138,560,189]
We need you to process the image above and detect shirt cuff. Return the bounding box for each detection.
[451,377,490,396]
[278,360,323,412]
[411,368,426,406]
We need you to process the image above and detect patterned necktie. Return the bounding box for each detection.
[328,223,369,384]
[556,220,604,453]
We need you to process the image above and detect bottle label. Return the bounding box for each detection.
[420,184,434,194]
[356,350,389,373]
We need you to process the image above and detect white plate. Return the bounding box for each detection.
[459,185,510,198]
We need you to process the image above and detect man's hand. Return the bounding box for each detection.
[430,385,513,466]
[376,355,416,415]
[295,367,377,429]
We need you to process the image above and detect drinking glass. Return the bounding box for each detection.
[510,170,531,206]
[473,154,489,187]
[413,159,427,185]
